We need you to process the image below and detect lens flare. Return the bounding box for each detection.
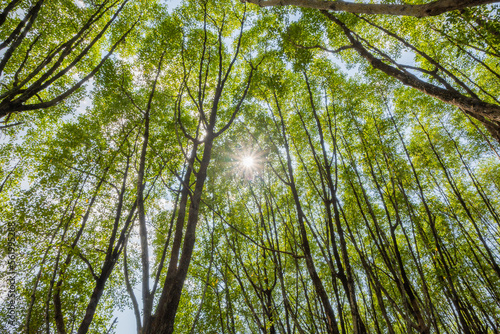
[242,156,254,168]
[226,145,266,181]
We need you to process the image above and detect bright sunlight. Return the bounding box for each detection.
[242,156,254,168]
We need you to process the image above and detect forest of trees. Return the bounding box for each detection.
[1,0,500,333]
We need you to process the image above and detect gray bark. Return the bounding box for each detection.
[244,0,498,18]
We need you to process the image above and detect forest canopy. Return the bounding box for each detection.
[1,0,500,333]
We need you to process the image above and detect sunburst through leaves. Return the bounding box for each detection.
[227,145,265,181]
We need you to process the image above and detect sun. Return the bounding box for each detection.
[226,144,266,181]
[242,156,254,168]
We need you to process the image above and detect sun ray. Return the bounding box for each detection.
[242,156,254,168]
[225,144,266,181]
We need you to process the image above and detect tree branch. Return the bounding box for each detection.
[244,0,499,18]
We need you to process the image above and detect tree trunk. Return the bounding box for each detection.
[245,0,498,17]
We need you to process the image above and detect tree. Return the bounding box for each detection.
[1,0,500,333]
[0,0,146,127]
[246,0,500,141]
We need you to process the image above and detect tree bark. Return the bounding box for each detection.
[148,133,215,334]
[245,0,498,18]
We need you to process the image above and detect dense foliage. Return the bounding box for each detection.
[1,0,500,333]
